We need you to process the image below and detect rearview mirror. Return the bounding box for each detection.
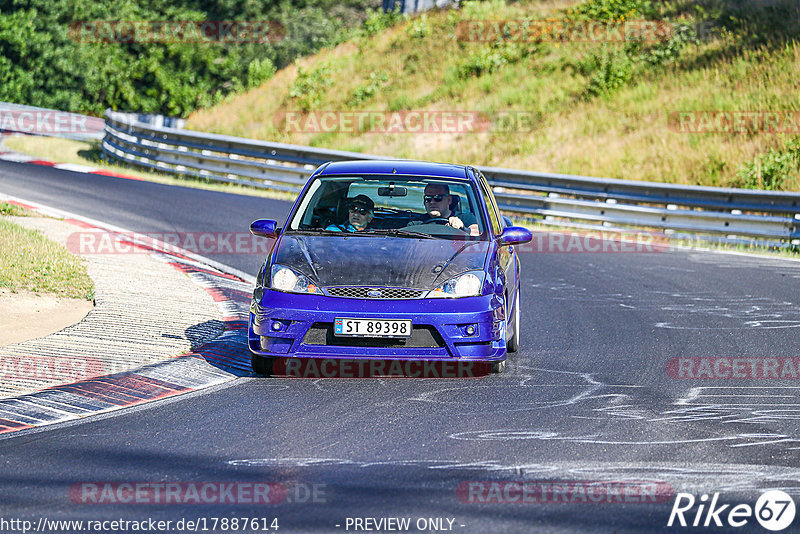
[499,226,532,246]
[250,219,279,238]
[378,185,407,197]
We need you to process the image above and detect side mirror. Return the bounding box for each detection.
[499,226,532,246]
[502,216,513,228]
[250,219,279,238]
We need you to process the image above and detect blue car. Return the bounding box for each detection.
[248,160,532,375]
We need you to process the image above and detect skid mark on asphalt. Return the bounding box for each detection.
[665,386,800,426]
[406,365,646,412]
[686,253,800,274]
[532,280,800,329]
[580,385,800,449]
[649,294,800,330]
[402,366,800,451]
[449,428,800,448]
[407,367,625,412]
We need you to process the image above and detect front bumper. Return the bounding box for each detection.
[249,290,507,361]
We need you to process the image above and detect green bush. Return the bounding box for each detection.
[582,45,634,98]
[349,71,389,106]
[570,0,656,20]
[640,22,699,66]
[387,94,413,112]
[734,137,800,190]
[361,7,404,38]
[406,13,430,39]
[289,65,333,111]
[570,0,699,99]
[247,58,277,89]
[455,42,530,79]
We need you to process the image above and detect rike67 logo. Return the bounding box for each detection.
[668,490,796,531]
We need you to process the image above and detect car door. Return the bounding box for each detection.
[473,169,518,314]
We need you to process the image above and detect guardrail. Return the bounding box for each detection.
[103,109,800,244]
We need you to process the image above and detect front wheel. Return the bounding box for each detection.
[251,353,275,375]
[507,290,520,353]
[490,360,506,373]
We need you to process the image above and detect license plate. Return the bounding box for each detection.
[334,318,412,338]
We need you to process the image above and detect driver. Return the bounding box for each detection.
[412,183,479,235]
[325,194,374,232]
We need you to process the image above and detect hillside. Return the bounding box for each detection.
[186,0,800,190]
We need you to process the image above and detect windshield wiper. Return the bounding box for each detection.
[362,228,437,239]
[291,228,440,239]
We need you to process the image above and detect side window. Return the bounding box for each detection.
[476,171,502,236]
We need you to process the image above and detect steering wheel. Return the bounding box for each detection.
[423,217,450,225]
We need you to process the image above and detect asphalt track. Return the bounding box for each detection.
[3,160,800,533]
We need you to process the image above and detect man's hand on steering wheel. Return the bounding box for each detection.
[424,216,466,230]
[411,216,467,231]
[447,216,465,230]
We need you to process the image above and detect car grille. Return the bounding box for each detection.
[325,287,425,299]
[302,323,445,348]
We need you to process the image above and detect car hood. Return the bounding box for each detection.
[273,234,489,289]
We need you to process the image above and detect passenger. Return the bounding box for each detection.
[412,183,479,235]
[325,194,374,232]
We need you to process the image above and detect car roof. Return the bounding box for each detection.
[318,160,472,180]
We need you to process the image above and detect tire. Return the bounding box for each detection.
[507,290,520,353]
[490,360,506,374]
[251,353,275,375]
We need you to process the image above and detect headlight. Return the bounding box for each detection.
[427,271,485,298]
[270,264,321,294]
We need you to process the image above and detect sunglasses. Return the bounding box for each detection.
[424,194,447,203]
[348,206,370,215]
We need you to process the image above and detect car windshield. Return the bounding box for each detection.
[287,175,487,240]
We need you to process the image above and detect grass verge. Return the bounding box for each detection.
[0,201,31,217]
[0,206,95,300]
